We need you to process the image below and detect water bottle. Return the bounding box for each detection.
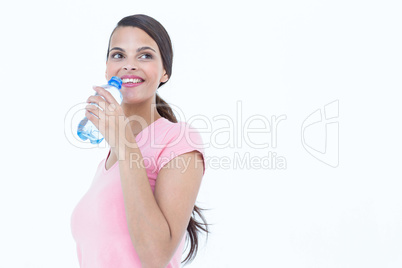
[77,76,123,144]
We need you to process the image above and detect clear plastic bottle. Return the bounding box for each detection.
[77,76,123,144]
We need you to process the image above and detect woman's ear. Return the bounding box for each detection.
[160,72,169,83]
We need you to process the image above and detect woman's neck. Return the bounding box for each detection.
[121,102,162,136]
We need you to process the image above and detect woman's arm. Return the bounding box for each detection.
[86,86,204,267]
[117,132,204,268]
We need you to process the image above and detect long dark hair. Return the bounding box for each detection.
[107,14,209,265]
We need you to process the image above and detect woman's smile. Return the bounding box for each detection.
[121,75,145,87]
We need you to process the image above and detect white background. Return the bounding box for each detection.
[0,0,401,267]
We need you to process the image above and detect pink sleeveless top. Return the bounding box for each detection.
[70,117,206,267]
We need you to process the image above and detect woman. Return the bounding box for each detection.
[71,14,208,268]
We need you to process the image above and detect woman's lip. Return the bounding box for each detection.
[121,75,144,80]
[122,82,144,87]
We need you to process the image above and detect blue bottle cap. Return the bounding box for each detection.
[108,76,122,90]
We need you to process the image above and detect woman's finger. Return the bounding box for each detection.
[85,109,99,129]
[93,86,119,106]
[85,104,101,119]
[87,95,107,109]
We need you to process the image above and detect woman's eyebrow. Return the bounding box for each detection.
[137,46,156,53]
[109,47,125,53]
[109,46,156,53]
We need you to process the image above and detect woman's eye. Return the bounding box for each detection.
[139,53,153,59]
[111,53,123,59]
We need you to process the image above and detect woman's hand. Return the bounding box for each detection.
[85,86,129,152]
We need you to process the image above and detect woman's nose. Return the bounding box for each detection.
[123,60,137,70]
[123,65,137,71]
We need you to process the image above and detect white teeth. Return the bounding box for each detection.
[122,78,143,83]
